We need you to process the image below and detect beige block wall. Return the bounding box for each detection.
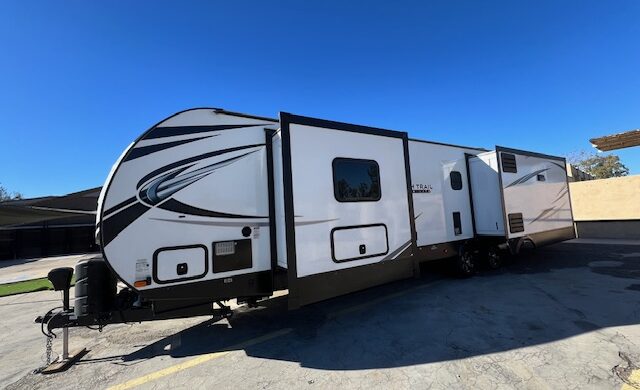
[569,175,640,221]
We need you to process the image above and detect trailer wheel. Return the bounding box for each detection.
[486,246,502,270]
[455,245,477,277]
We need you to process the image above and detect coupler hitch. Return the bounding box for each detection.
[35,260,234,374]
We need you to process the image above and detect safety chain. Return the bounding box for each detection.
[45,335,53,365]
[32,335,54,374]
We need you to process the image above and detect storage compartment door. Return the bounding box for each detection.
[153,245,208,284]
[331,224,389,262]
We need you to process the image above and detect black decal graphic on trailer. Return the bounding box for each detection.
[530,206,561,224]
[103,196,138,217]
[149,218,270,227]
[124,135,215,161]
[102,145,266,247]
[102,202,151,246]
[136,144,264,189]
[505,169,549,188]
[138,150,259,206]
[158,199,267,219]
[381,239,412,261]
[143,124,271,140]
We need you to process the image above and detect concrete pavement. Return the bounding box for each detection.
[0,253,100,284]
[2,242,639,389]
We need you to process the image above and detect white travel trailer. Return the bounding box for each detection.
[38,107,575,336]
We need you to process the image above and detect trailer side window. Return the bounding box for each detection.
[450,171,463,190]
[332,158,381,202]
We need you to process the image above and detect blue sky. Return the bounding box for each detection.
[1,1,639,197]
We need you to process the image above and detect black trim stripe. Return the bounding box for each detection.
[212,107,279,123]
[464,153,478,236]
[124,136,214,161]
[158,198,267,219]
[280,112,406,139]
[495,145,566,163]
[265,129,278,292]
[280,113,299,309]
[143,124,268,140]
[409,138,489,152]
[403,135,418,260]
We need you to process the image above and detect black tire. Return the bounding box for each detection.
[455,245,477,277]
[486,246,503,270]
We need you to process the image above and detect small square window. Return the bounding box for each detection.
[333,158,381,202]
[450,171,463,190]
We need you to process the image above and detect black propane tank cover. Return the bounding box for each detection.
[74,259,118,317]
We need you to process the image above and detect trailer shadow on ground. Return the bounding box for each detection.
[103,243,640,370]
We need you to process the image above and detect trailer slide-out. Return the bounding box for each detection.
[37,107,575,335]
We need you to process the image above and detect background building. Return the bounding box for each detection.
[0,187,100,260]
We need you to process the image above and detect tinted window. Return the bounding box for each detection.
[333,158,381,202]
[450,171,463,190]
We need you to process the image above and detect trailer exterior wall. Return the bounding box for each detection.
[408,140,483,248]
[97,109,279,297]
[468,152,505,236]
[496,147,574,240]
[280,113,415,308]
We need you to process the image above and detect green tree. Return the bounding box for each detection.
[0,183,23,201]
[570,152,629,179]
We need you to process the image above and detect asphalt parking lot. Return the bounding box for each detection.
[2,241,640,389]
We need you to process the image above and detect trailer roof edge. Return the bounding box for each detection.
[409,138,489,152]
[495,145,566,162]
[212,107,279,123]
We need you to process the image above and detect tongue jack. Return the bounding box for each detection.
[40,267,88,374]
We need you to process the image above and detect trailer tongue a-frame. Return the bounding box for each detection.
[36,107,574,372]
